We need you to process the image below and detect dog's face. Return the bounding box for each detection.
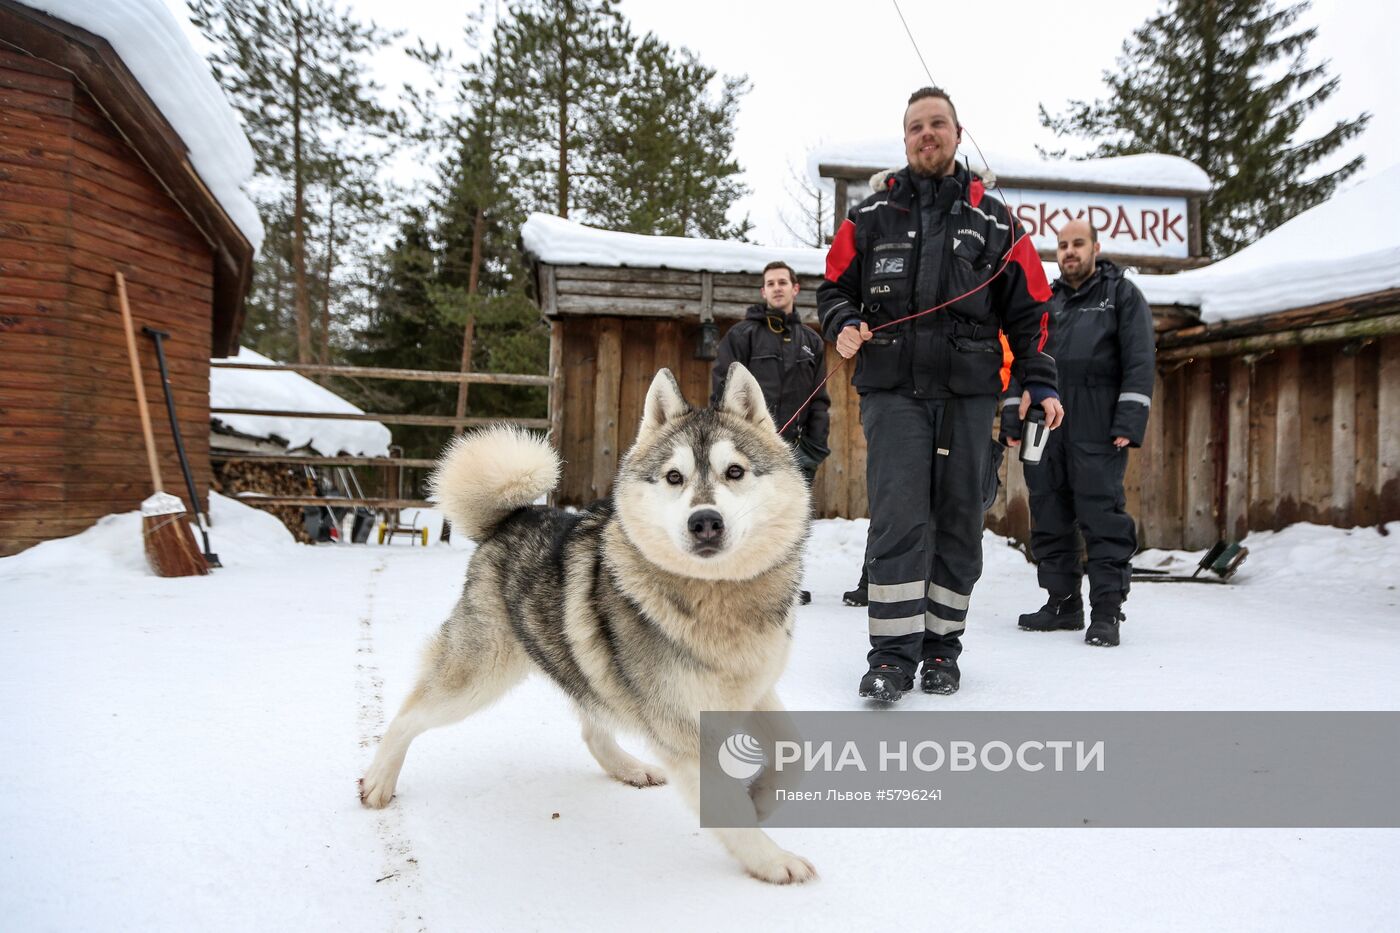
[614,365,811,581]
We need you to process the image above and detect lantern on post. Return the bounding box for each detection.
[695,271,719,360]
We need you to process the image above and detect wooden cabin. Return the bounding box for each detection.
[0,1,256,556]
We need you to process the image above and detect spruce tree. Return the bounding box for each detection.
[1040,0,1369,257]
[188,0,402,361]
[493,0,631,221]
[585,37,752,239]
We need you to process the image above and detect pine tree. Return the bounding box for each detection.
[493,0,631,221]
[349,12,546,464]
[348,0,755,463]
[584,36,752,239]
[188,0,402,361]
[1040,0,1369,257]
[348,209,462,459]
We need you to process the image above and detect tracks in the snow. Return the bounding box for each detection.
[356,557,427,931]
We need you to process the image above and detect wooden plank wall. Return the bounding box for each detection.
[1,51,215,555]
[987,333,1400,549]
[554,265,821,322]
[553,312,868,517]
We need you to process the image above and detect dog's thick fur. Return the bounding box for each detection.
[359,364,816,883]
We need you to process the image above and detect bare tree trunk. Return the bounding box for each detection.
[556,5,569,218]
[452,206,486,435]
[320,188,336,366]
[291,14,312,364]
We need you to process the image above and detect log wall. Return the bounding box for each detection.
[986,332,1400,548]
[1,49,215,556]
[550,301,867,518]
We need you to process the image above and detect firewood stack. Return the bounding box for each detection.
[212,460,317,544]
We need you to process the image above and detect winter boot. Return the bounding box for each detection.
[858,664,913,702]
[920,656,961,695]
[1018,593,1085,631]
[843,566,869,607]
[1085,609,1123,647]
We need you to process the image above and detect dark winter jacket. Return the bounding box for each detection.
[1002,258,1155,446]
[816,164,1057,399]
[710,305,831,469]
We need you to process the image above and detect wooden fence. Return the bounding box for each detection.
[208,361,549,511]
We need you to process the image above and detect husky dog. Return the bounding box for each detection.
[359,364,816,883]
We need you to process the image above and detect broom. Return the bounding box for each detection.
[116,271,208,577]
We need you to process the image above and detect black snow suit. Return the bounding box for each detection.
[1003,258,1155,611]
[818,165,1058,676]
[710,304,831,478]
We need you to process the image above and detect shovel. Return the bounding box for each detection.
[143,326,221,568]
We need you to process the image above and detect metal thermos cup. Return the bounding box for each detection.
[1019,407,1050,465]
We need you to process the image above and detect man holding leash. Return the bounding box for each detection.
[1004,218,1154,647]
[818,86,1062,701]
[711,260,831,603]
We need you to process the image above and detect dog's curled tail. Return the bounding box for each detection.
[429,425,560,542]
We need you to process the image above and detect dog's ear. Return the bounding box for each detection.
[718,362,777,433]
[640,368,690,436]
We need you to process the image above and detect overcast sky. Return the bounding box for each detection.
[164,0,1398,247]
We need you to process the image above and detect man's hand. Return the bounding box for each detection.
[1113,436,1130,448]
[1017,390,1065,430]
[836,322,872,359]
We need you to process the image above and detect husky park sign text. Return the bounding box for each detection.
[820,158,1207,271]
[999,188,1192,261]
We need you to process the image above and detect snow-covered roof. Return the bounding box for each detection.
[522,213,827,276]
[527,164,1400,326]
[1133,163,1400,322]
[210,347,390,456]
[22,0,263,250]
[809,141,1211,194]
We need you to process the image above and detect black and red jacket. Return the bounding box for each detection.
[817,164,1057,398]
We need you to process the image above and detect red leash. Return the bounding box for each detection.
[776,229,1032,437]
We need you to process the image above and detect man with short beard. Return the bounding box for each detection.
[712,260,831,604]
[818,86,1062,701]
[1004,218,1155,647]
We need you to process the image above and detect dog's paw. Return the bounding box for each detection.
[358,774,395,809]
[611,762,667,788]
[747,850,818,885]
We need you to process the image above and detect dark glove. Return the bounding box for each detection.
[792,433,830,473]
[999,399,1022,446]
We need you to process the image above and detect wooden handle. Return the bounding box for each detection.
[116,271,163,492]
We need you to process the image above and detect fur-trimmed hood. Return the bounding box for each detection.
[868,161,996,193]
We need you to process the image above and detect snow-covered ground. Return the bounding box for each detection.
[3,498,1398,930]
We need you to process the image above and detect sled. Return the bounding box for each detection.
[1131,540,1248,584]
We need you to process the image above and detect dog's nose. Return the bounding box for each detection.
[687,509,724,544]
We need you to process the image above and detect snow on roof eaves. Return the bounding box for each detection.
[809,141,1211,194]
[527,164,1400,326]
[522,213,827,276]
[24,0,264,250]
[1132,163,1400,322]
[210,347,390,457]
